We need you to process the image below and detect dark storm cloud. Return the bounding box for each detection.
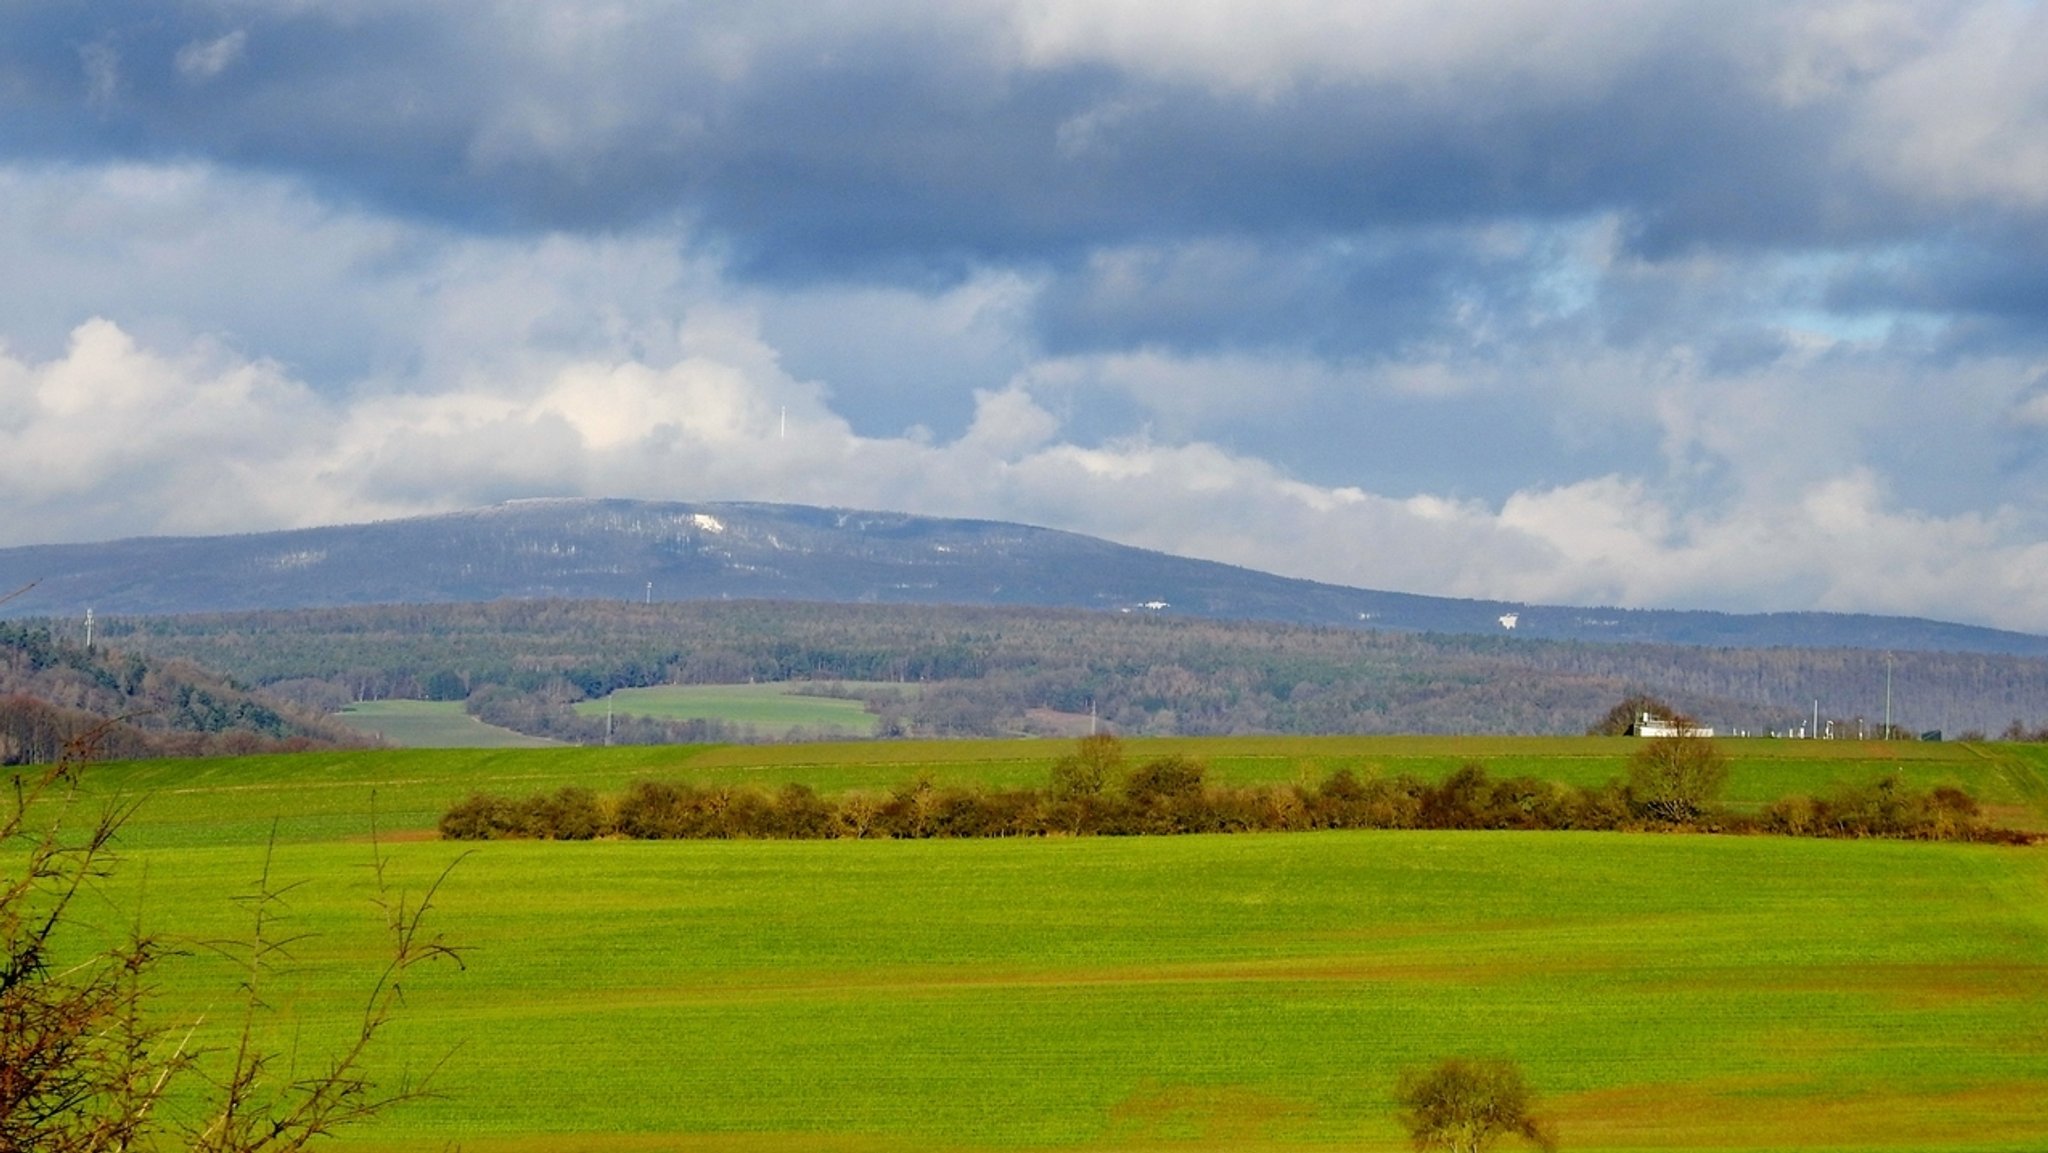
[1826,230,2048,332]
[1029,229,1595,359]
[0,4,1920,267]
[11,0,2009,376]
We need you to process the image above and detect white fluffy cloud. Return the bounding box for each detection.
[1853,2,2048,209]
[9,303,2048,631]
[0,319,334,536]
[1005,0,1684,98]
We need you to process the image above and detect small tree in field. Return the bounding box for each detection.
[1048,733,1123,801]
[1395,1058,1554,1153]
[1626,734,1729,823]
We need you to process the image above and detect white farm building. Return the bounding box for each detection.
[1631,713,1715,738]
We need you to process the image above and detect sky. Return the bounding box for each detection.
[4,2,2048,631]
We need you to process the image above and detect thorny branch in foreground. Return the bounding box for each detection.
[2,720,177,1153]
[3,708,464,1153]
[190,813,467,1153]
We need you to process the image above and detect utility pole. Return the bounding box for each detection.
[1884,652,1894,739]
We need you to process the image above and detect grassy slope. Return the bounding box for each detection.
[130,834,2048,1153]
[572,683,882,737]
[53,737,2048,1151]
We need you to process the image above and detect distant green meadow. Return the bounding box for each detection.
[572,682,885,738]
[333,699,562,748]
[47,737,2048,1151]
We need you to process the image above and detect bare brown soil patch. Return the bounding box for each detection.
[1549,1078,2048,1148]
[1105,1080,1316,1145]
[1683,960,2048,1009]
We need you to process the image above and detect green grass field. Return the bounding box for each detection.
[574,683,885,738]
[41,737,2048,1151]
[333,700,563,749]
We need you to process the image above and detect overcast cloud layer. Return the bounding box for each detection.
[6,2,2048,630]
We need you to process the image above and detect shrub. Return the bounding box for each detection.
[1048,733,1122,801]
[1926,784,1980,840]
[1482,775,1568,831]
[1626,735,1729,823]
[1421,763,1491,829]
[1113,755,1210,835]
[523,786,605,839]
[1763,793,1819,837]
[437,760,2009,845]
[1122,755,1206,804]
[834,791,883,839]
[769,782,835,839]
[1561,780,1631,830]
[873,775,934,838]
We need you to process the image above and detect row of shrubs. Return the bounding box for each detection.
[439,758,2024,843]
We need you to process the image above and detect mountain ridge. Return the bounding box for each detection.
[2,497,2043,657]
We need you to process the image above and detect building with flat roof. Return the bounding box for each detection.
[1631,713,1715,738]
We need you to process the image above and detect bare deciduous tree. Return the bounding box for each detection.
[1395,1057,1555,1153]
[1048,733,1123,801]
[1626,734,1730,823]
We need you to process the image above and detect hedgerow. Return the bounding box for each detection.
[439,740,2028,844]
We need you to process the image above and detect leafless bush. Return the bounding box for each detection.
[3,723,463,1153]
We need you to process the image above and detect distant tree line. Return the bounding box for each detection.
[439,735,2022,845]
[1993,718,2048,742]
[79,600,2048,741]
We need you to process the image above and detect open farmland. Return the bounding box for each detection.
[572,682,885,739]
[51,737,2048,1151]
[333,699,563,748]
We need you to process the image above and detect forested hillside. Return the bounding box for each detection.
[0,620,368,762]
[82,600,2048,741]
